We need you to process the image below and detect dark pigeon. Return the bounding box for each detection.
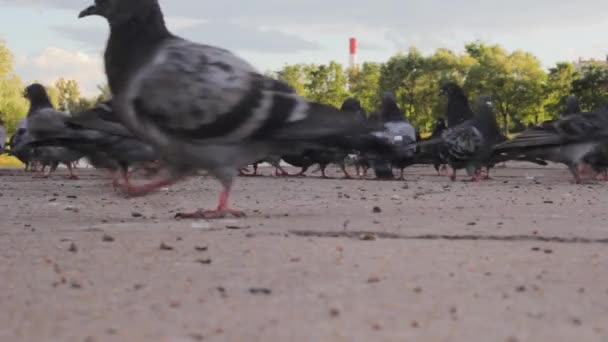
[415,117,449,176]
[79,0,398,219]
[562,96,581,118]
[25,100,160,188]
[440,82,474,128]
[374,93,417,180]
[421,94,502,181]
[17,83,84,179]
[0,116,6,154]
[341,98,371,178]
[493,106,608,183]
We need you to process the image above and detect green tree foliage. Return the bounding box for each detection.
[571,62,608,111]
[305,61,349,108]
[0,40,28,134]
[348,62,381,113]
[54,78,82,112]
[96,83,112,101]
[275,64,310,96]
[544,62,577,117]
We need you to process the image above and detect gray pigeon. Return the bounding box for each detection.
[79,0,395,219]
[25,100,160,188]
[15,84,84,179]
[421,95,502,181]
[374,93,417,181]
[494,106,608,183]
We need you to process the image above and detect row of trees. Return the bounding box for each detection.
[3,39,608,135]
[272,43,608,134]
[0,40,111,133]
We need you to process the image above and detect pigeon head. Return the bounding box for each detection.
[380,93,403,122]
[563,95,581,116]
[24,83,51,104]
[439,82,465,97]
[341,98,362,112]
[79,0,162,24]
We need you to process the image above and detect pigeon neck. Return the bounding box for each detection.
[105,5,171,94]
[446,94,474,127]
[28,97,54,114]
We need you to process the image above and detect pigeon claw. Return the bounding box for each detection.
[175,209,246,220]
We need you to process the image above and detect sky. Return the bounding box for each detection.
[1,0,607,96]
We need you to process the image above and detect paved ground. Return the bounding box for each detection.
[1,164,608,342]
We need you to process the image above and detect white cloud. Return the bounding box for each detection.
[15,47,104,97]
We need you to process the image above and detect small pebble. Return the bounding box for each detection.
[102,234,115,242]
[159,242,174,251]
[249,288,272,295]
[359,234,376,241]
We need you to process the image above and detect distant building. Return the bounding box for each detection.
[573,55,608,72]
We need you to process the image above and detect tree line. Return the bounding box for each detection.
[272,42,608,135]
[2,38,608,135]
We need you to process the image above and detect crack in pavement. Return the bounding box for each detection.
[287,230,608,244]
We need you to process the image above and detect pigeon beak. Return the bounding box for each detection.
[78,5,98,18]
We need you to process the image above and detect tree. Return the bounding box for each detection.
[379,48,424,113]
[544,62,577,118]
[95,83,112,101]
[348,62,381,113]
[463,42,546,134]
[54,78,82,112]
[275,64,310,96]
[571,62,608,111]
[305,61,349,108]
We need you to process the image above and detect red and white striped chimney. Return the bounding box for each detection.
[349,37,358,70]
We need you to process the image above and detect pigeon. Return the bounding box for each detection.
[440,82,474,128]
[300,99,369,179]
[415,117,449,176]
[562,96,581,118]
[18,84,85,179]
[439,83,544,179]
[25,99,160,188]
[374,93,417,181]
[280,154,315,177]
[493,106,608,183]
[421,94,502,181]
[7,128,34,170]
[0,116,6,154]
[341,98,370,178]
[78,0,397,219]
[243,155,290,177]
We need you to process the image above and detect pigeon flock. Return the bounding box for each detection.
[2,0,608,220]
